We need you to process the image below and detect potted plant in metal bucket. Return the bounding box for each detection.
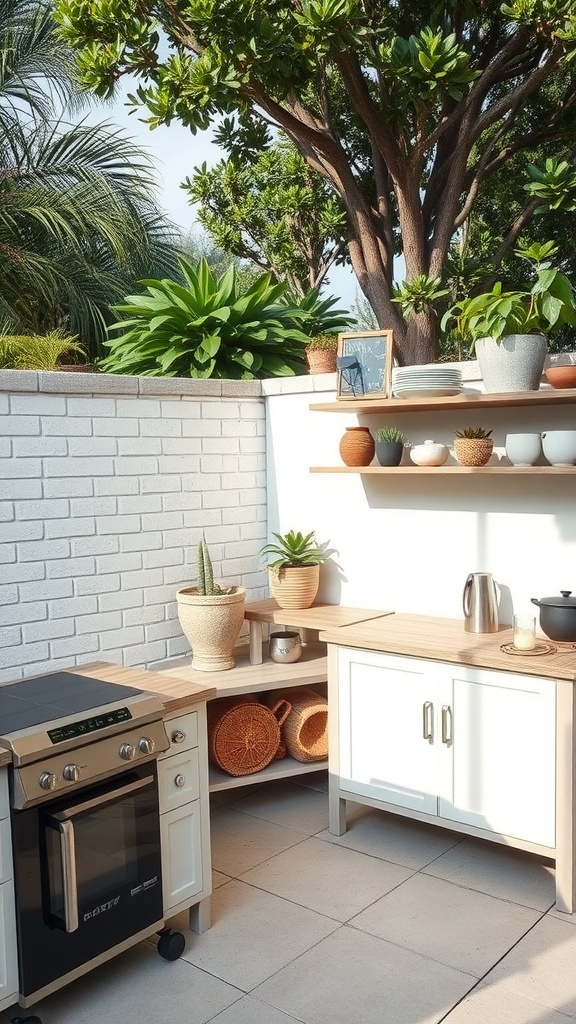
[177,535,246,671]
[441,242,576,393]
[260,530,336,610]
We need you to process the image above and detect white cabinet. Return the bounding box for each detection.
[158,707,212,931]
[334,647,556,849]
[0,770,18,1013]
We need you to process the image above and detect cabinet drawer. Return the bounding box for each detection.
[0,819,12,885]
[158,748,200,813]
[159,712,198,759]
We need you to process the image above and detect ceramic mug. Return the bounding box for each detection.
[505,432,542,467]
[269,631,302,664]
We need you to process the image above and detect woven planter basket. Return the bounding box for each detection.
[306,349,337,374]
[208,696,291,777]
[454,438,494,467]
[265,688,328,763]
[268,564,319,610]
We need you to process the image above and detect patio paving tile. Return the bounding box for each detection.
[239,835,414,921]
[253,923,477,1024]
[210,806,307,876]
[349,871,542,977]
[443,982,576,1023]
[208,994,303,1023]
[224,779,329,835]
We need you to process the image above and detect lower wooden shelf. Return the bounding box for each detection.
[310,465,576,474]
[209,757,327,792]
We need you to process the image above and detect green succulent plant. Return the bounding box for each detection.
[376,426,405,443]
[306,333,339,353]
[195,534,236,595]
[455,427,493,439]
[260,530,336,573]
[101,257,310,379]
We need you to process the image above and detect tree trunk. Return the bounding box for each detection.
[402,310,438,365]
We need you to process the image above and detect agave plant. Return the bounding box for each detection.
[455,427,493,439]
[101,258,310,378]
[260,530,336,572]
[287,287,354,339]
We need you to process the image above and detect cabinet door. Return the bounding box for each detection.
[0,881,18,1010]
[338,647,439,814]
[160,801,203,913]
[438,666,556,847]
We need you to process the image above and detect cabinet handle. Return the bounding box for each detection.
[174,774,186,788]
[441,705,453,746]
[171,729,186,744]
[422,701,433,740]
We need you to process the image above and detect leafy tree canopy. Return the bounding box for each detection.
[55,0,576,363]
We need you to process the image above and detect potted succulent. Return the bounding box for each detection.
[454,427,494,467]
[260,529,336,610]
[375,426,406,466]
[176,534,246,671]
[441,242,576,393]
[305,334,338,374]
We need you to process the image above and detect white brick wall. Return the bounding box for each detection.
[0,373,269,682]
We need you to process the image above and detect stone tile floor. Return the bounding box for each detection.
[4,772,576,1024]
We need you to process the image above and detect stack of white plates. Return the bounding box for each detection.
[392,365,463,398]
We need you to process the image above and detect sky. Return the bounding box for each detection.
[102,82,360,309]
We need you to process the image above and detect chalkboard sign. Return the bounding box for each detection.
[336,330,394,400]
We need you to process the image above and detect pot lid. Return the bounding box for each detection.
[537,590,576,608]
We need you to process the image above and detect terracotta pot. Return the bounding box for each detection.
[176,586,246,671]
[454,438,494,467]
[544,365,576,389]
[306,349,337,374]
[268,564,320,610]
[339,426,375,466]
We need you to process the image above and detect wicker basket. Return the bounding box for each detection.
[208,696,291,777]
[265,688,328,763]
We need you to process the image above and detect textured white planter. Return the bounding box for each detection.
[475,334,547,393]
[176,586,246,671]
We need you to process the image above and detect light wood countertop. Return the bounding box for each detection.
[0,749,11,768]
[319,614,576,681]
[244,599,393,630]
[68,662,216,714]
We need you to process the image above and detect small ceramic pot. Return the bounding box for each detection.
[541,430,576,467]
[505,433,542,467]
[375,439,404,466]
[269,631,302,664]
[339,426,375,466]
[410,439,448,467]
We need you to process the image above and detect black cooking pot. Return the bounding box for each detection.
[531,591,576,642]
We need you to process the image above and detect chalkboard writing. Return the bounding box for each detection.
[336,330,394,400]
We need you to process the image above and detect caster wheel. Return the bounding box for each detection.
[157,929,185,961]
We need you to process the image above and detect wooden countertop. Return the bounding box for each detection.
[0,749,11,768]
[68,662,216,714]
[244,599,393,630]
[319,614,576,681]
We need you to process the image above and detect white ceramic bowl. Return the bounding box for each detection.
[505,433,542,467]
[410,439,449,467]
[541,430,576,467]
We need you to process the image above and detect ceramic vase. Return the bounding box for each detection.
[475,334,547,393]
[505,433,542,467]
[339,426,375,466]
[375,440,404,466]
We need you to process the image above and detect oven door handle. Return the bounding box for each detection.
[57,818,79,933]
[56,775,155,820]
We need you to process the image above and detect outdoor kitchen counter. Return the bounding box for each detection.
[0,750,10,767]
[69,662,217,713]
[319,613,576,680]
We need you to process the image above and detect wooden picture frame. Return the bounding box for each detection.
[336,330,394,400]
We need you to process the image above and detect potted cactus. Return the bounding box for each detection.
[260,529,336,610]
[305,334,338,374]
[375,426,406,467]
[454,427,494,467]
[176,534,246,671]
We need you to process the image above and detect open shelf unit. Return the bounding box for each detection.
[311,465,576,474]
[310,388,576,415]
[209,757,327,792]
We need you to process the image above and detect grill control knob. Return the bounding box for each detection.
[119,743,136,761]
[138,737,155,755]
[39,772,58,791]
[63,764,80,783]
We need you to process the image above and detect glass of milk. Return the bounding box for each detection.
[513,614,537,651]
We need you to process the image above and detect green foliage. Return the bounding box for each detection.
[376,426,404,443]
[287,287,354,338]
[196,534,228,595]
[260,530,336,572]
[455,427,493,440]
[525,158,576,214]
[392,276,450,318]
[101,257,310,379]
[0,331,86,369]
[306,333,338,353]
[442,242,576,345]
[184,139,348,296]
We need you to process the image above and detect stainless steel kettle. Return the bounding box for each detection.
[463,573,499,633]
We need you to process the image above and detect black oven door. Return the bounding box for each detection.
[12,761,163,1000]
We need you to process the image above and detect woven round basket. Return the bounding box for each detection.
[208,697,291,777]
[265,688,328,763]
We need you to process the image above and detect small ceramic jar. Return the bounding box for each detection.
[410,439,449,467]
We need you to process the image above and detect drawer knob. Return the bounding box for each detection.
[171,729,186,744]
[174,774,186,788]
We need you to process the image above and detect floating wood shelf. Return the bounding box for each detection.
[310,465,576,474]
[310,388,576,415]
